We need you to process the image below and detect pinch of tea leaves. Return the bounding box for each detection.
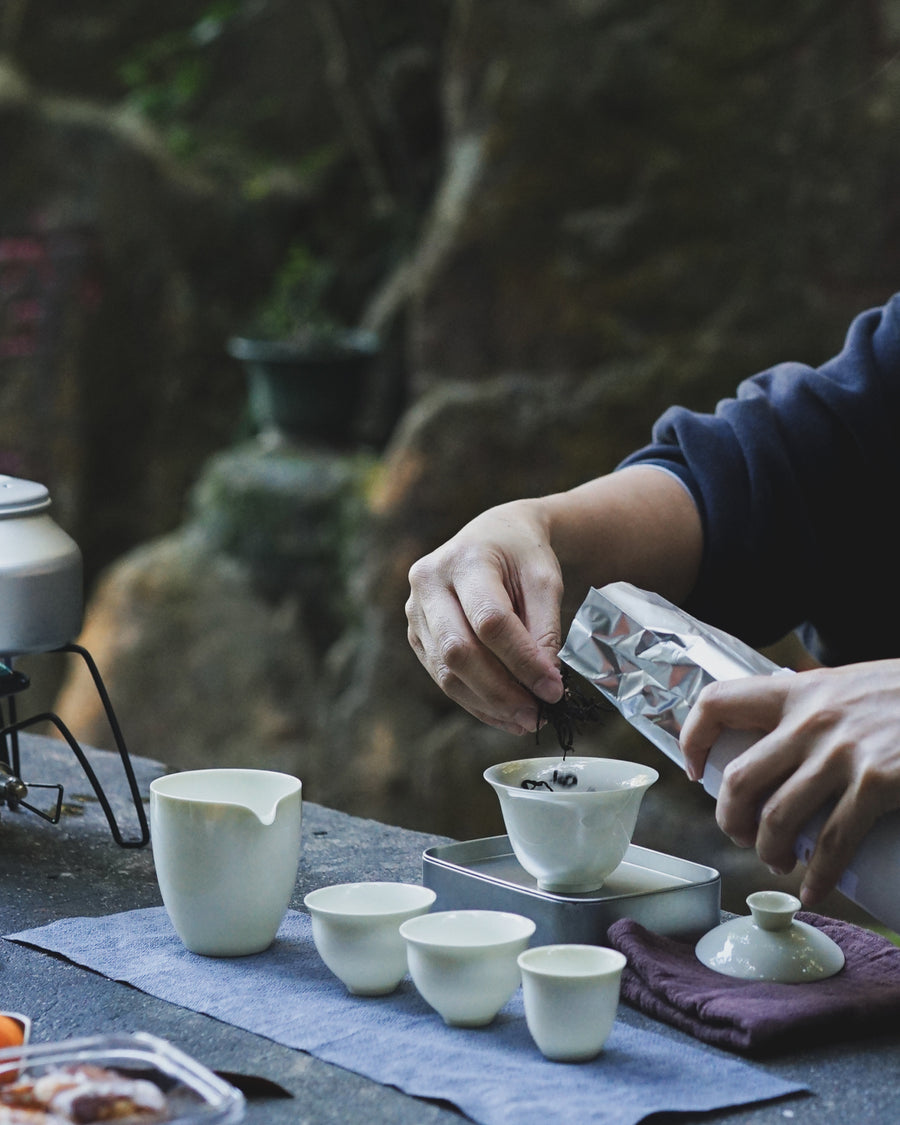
[534,668,609,759]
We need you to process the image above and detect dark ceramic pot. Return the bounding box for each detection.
[227,330,378,447]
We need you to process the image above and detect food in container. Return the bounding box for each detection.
[0,1014,29,1087]
[0,1033,243,1123]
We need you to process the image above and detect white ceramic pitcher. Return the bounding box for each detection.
[149,768,302,956]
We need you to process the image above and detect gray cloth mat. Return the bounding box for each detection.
[6,908,805,1125]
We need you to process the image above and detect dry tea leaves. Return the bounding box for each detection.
[518,668,613,787]
[536,667,609,756]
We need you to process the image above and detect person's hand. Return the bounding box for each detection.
[680,660,900,905]
[406,500,565,733]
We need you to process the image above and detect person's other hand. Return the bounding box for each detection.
[680,661,900,905]
[406,500,565,734]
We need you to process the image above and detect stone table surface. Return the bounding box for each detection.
[1,733,898,1124]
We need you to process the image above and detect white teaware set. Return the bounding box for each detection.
[147,756,846,1066]
[302,881,625,1062]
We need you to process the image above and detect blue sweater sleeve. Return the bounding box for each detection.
[619,294,900,663]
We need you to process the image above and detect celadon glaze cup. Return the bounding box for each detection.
[518,944,626,1062]
[304,881,436,995]
[150,768,302,956]
[484,756,658,893]
[399,909,535,1027]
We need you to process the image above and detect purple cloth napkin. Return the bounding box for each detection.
[606,912,900,1055]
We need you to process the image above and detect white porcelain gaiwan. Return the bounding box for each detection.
[399,909,535,1027]
[695,890,846,983]
[304,882,436,996]
[483,756,658,893]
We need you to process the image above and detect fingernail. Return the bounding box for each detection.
[533,673,563,703]
[767,865,788,877]
[799,880,818,905]
[514,707,539,732]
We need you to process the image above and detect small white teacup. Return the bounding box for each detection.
[484,756,658,893]
[304,882,436,996]
[150,768,302,957]
[518,944,626,1062]
[399,909,535,1027]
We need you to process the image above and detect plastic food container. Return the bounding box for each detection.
[0,1031,245,1123]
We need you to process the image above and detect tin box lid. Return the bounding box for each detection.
[0,476,51,518]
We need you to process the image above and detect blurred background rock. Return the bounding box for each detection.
[3,0,900,916]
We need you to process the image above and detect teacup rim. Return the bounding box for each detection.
[399,909,536,948]
[304,881,436,918]
[483,755,658,794]
[517,943,627,978]
[150,767,302,802]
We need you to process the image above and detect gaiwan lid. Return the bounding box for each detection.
[695,890,845,983]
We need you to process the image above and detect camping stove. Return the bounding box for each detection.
[0,475,148,846]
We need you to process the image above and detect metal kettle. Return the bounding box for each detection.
[0,474,148,846]
[0,475,83,655]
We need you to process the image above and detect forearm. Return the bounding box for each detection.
[535,465,704,610]
[406,464,703,732]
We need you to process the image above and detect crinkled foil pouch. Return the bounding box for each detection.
[559,581,781,772]
[559,582,900,933]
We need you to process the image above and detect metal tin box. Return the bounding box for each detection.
[423,835,720,946]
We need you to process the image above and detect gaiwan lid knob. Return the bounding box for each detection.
[695,890,845,983]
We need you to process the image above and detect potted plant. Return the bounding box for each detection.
[227,243,378,448]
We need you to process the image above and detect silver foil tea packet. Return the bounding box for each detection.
[559,581,900,934]
[558,581,780,773]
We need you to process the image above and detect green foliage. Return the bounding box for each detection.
[118,1,241,155]
[250,243,345,343]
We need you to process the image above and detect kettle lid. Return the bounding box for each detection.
[0,475,51,518]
